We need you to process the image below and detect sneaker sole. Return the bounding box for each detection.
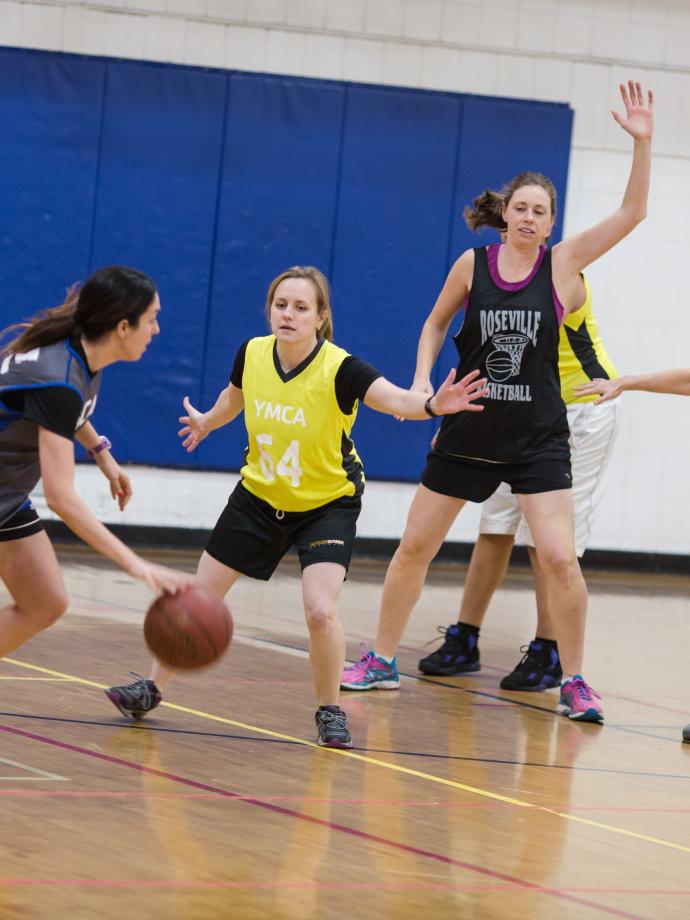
[418,662,481,676]
[557,703,604,723]
[317,737,353,748]
[500,680,562,692]
[340,680,400,691]
[104,689,149,720]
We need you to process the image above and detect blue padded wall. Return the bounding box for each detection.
[0,49,104,321]
[330,85,462,480]
[197,74,346,471]
[0,47,573,482]
[89,61,227,466]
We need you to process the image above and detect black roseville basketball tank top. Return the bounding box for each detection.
[434,245,569,464]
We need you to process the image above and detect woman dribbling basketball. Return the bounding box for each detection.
[0,267,192,661]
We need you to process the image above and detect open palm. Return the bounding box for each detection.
[612,80,653,141]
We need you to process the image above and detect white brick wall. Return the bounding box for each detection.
[6,0,690,554]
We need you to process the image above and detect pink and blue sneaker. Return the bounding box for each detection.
[557,675,604,723]
[341,648,400,691]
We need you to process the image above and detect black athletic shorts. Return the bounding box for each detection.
[0,505,44,542]
[421,452,572,503]
[205,482,361,581]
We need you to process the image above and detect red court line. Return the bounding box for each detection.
[0,879,689,896]
[0,721,644,920]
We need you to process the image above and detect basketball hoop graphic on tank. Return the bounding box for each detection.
[485,332,529,382]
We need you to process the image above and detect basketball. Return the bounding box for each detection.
[485,350,514,382]
[144,585,233,670]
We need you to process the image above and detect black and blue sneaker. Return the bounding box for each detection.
[500,639,562,691]
[682,723,690,744]
[418,623,480,676]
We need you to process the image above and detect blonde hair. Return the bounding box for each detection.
[265,266,334,342]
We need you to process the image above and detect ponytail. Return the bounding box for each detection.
[464,189,507,232]
[1,286,80,356]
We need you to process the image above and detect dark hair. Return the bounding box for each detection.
[464,171,558,234]
[265,266,334,342]
[1,266,157,355]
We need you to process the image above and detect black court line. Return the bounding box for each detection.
[1,711,687,781]
[247,634,690,746]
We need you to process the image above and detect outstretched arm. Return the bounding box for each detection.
[178,384,245,452]
[576,369,690,404]
[554,81,653,276]
[412,249,474,395]
[364,368,488,419]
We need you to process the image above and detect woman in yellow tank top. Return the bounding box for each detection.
[107,266,488,748]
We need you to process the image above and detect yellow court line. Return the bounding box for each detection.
[0,676,76,681]
[4,655,690,855]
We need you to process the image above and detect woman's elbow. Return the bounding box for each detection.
[43,487,76,518]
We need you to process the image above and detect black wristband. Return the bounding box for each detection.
[423,396,438,418]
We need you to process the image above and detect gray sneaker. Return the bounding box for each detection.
[315,707,352,748]
[105,673,162,719]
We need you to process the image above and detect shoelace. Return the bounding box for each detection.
[320,710,348,730]
[515,644,538,666]
[424,625,457,648]
[348,643,374,670]
[126,671,155,705]
[570,678,601,702]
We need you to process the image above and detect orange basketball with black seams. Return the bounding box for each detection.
[144,585,233,670]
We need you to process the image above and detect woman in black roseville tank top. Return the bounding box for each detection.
[344,81,654,724]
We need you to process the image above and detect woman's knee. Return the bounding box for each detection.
[538,550,579,586]
[395,530,438,566]
[28,589,69,629]
[304,601,338,634]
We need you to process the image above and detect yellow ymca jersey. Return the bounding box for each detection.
[559,275,618,404]
[239,336,364,512]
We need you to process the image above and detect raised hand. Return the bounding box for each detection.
[431,368,489,414]
[612,80,653,141]
[574,378,624,404]
[178,396,210,452]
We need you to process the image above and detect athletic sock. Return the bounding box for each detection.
[458,622,480,635]
[373,651,395,664]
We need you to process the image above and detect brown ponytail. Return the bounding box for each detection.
[464,189,507,232]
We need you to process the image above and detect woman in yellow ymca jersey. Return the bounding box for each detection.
[106,266,488,748]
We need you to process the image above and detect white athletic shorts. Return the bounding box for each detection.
[478,401,619,557]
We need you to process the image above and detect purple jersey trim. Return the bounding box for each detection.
[486,244,564,326]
